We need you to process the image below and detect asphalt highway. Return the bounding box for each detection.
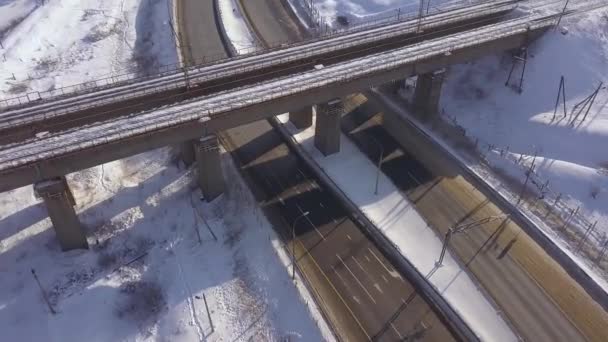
[178,0,456,340]
[343,92,608,341]
[241,2,608,341]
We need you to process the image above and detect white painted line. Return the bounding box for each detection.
[381,275,389,283]
[407,170,422,185]
[353,255,384,294]
[346,234,352,241]
[332,265,361,305]
[368,247,403,281]
[297,204,325,240]
[337,254,376,304]
[391,322,404,339]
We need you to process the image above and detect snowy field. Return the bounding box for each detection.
[289,0,462,27]
[0,0,177,98]
[276,112,516,341]
[0,0,331,340]
[0,149,329,341]
[440,11,608,241]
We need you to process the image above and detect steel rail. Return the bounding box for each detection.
[0,0,510,110]
[0,1,524,143]
[0,15,555,170]
[0,1,513,124]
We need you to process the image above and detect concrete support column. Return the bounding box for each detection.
[314,98,343,156]
[413,69,446,119]
[180,139,196,166]
[289,106,313,129]
[34,178,88,251]
[195,134,225,201]
[390,78,407,94]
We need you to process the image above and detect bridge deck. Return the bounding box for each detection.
[0,0,517,144]
[0,16,553,192]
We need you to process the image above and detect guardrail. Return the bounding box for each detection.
[0,17,554,172]
[0,0,517,111]
[0,2,523,135]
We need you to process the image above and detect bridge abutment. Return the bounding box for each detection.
[195,134,225,201]
[289,106,313,129]
[34,177,88,251]
[413,69,446,119]
[314,98,343,156]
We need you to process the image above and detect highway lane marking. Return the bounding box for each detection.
[346,234,352,241]
[381,275,389,284]
[364,254,371,262]
[352,255,383,294]
[337,254,377,304]
[407,170,422,186]
[296,204,325,240]
[331,264,361,305]
[294,239,371,339]
[368,248,403,282]
[391,322,404,339]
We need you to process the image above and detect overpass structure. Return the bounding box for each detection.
[1,0,603,249]
[0,0,519,143]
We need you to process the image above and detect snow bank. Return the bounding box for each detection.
[217,0,258,53]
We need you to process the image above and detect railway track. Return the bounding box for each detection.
[0,0,520,144]
[0,0,604,183]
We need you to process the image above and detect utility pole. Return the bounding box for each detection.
[436,215,508,266]
[556,0,570,28]
[292,211,310,280]
[368,136,384,195]
[417,0,425,33]
[31,269,56,315]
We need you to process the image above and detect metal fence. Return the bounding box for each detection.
[443,111,608,274]
[0,17,554,172]
[0,0,515,110]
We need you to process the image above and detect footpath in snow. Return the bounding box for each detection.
[277,113,516,341]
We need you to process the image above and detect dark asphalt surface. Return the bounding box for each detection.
[178,0,454,340]
[340,92,607,341]
[220,120,454,341]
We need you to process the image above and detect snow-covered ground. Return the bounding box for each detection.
[0,0,177,99]
[1,0,331,340]
[439,11,608,251]
[290,0,457,27]
[217,0,259,53]
[0,149,330,341]
[0,0,36,34]
[277,113,516,341]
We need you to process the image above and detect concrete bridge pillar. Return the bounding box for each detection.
[289,106,313,129]
[413,69,446,119]
[34,177,88,251]
[314,98,343,156]
[390,79,407,94]
[195,134,225,201]
[180,139,197,166]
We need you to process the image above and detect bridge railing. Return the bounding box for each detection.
[0,0,505,111]
[0,12,548,132]
[0,16,558,172]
